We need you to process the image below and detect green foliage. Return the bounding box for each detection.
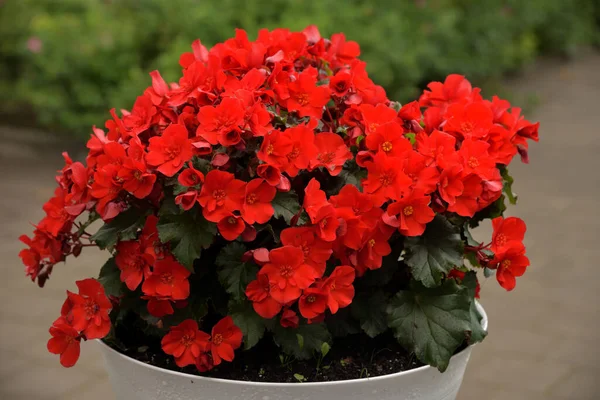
[350,291,389,338]
[229,300,268,350]
[216,243,259,301]
[90,207,146,250]
[462,272,487,344]
[97,257,124,297]
[1,0,598,136]
[387,279,471,372]
[404,215,464,288]
[271,323,332,360]
[500,165,518,205]
[271,190,302,224]
[157,208,216,270]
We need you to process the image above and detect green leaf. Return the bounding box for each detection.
[91,208,146,249]
[271,190,301,224]
[462,272,487,344]
[97,257,123,297]
[158,196,182,217]
[157,209,216,271]
[404,215,464,288]
[351,291,389,338]
[216,243,258,301]
[230,300,266,350]
[387,279,471,372]
[272,323,331,360]
[500,166,518,205]
[191,156,211,174]
[321,342,330,357]
[325,308,361,337]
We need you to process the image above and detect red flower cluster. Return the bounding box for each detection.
[161,317,242,370]
[20,26,538,372]
[47,279,112,367]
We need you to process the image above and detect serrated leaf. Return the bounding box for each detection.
[157,209,215,271]
[351,291,389,338]
[272,191,301,224]
[500,166,518,205]
[462,272,487,344]
[272,323,331,360]
[230,300,266,350]
[91,208,145,249]
[98,257,123,297]
[387,279,471,372]
[216,243,258,301]
[404,215,464,288]
[191,156,211,174]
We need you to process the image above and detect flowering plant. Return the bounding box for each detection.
[19,26,538,375]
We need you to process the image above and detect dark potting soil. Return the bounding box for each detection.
[111,331,425,383]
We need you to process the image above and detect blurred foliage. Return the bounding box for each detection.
[0,0,598,136]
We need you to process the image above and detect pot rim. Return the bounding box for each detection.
[99,301,487,387]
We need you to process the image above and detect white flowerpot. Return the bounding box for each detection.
[99,303,487,400]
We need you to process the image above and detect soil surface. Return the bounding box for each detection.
[112,331,425,383]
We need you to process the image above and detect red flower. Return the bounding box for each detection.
[283,67,331,119]
[365,122,412,158]
[142,256,191,300]
[146,124,193,177]
[241,179,276,224]
[175,190,198,211]
[299,286,329,319]
[311,132,352,176]
[356,223,394,273]
[444,101,494,140]
[246,273,282,318]
[122,94,157,136]
[209,316,243,366]
[398,101,422,121]
[178,163,205,187]
[195,352,214,372]
[329,71,352,97]
[360,103,397,136]
[280,309,300,328]
[40,188,74,236]
[323,266,355,314]
[47,318,81,367]
[416,129,458,168]
[280,227,332,276]
[311,205,340,242]
[161,320,210,368]
[303,178,329,220]
[419,74,474,107]
[118,145,156,199]
[282,125,318,177]
[258,130,294,168]
[446,174,483,217]
[362,152,412,206]
[491,216,526,254]
[260,246,319,303]
[115,240,153,290]
[198,170,246,222]
[68,279,112,339]
[438,165,464,206]
[91,164,122,219]
[217,215,246,241]
[196,97,245,145]
[385,191,435,237]
[492,244,529,291]
[458,139,496,179]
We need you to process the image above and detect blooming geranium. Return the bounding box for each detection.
[20,27,538,375]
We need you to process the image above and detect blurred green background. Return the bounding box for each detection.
[1,0,599,138]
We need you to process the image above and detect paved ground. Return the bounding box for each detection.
[1,53,599,399]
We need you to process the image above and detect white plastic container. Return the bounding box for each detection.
[99,304,487,400]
